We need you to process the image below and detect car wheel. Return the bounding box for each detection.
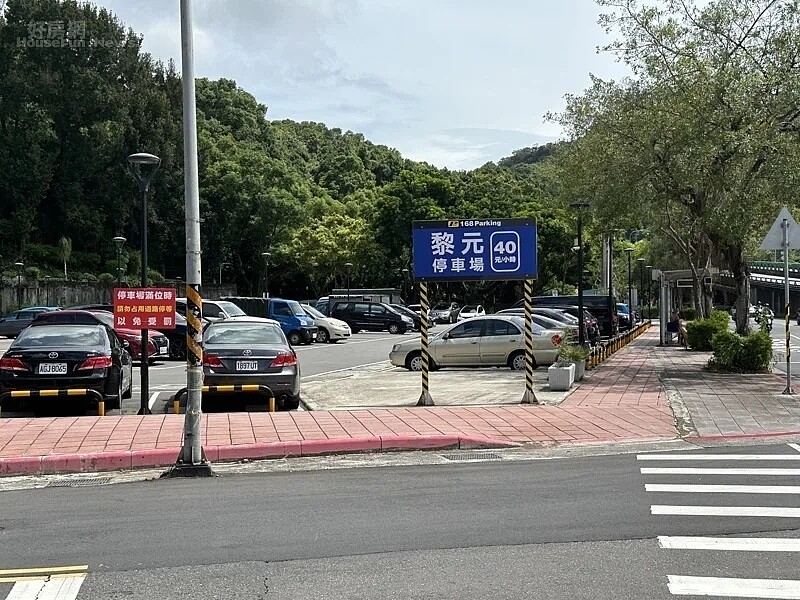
[317,328,329,343]
[508,350,529,371]
[107,378,123,410]
[282,395,300,411]
[288,331,302,346]
[123,377,132,399]
[388,323,400,334]
[407,351,424,371]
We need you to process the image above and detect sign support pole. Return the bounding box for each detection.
[172,0,212,476]
[521,279,539,404]
[416,281,434,406]
[783,219,794,395]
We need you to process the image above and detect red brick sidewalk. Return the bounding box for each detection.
[0,328,677,475]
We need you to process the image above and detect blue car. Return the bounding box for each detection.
[0,308,59,338]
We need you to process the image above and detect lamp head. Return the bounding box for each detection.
[113,236,126,249]
[126,153,160,166]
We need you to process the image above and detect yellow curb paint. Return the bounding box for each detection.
[0,565,88,577]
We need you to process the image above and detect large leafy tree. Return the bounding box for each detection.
[553,0,800,331]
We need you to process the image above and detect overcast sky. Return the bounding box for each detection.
[99,0,629,170]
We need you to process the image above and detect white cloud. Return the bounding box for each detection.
[97,0,628,169]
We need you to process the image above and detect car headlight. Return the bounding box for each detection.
[402,316,413,324]
[392,344,401,352]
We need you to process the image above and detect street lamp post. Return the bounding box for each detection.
[625,248,633,328]
[218,262,230,285]
[344,262,353,300]
[14,261,24,309]
[569,202,590,345]
[402,268,409,303]
[637,257,645,323]
[261,252,271,298]
[44,275,50,306]
[645,265,653,322]
[113,236,126,288]
[127,152,161,416]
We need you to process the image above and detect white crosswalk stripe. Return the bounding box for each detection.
[4,576,85,600]
[639,445,800,598]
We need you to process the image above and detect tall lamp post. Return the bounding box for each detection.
[14,261,24,309]
[218,261,230,285]
[113,236,126,288]
[624,247,633,328]
[344,262,353,300]
[637,258,645,323]
[569,201,590,345]
[127,152,161,416]
[402,268,409,303]
[44,275,50,306]
[261,252,271,298]
[645,265,653,322]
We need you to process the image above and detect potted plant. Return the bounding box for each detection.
[558,343,590,381]
[548,353,575,391]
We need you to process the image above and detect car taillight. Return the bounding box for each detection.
[77,355,113,371]
[271,351,297,368]
[203,354,224,367]
[550,334,563,346]
[0,357,28,372]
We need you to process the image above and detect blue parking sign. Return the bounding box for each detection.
[412,219,537,281]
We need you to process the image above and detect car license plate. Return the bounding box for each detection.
[38,363,67,375]
[159,347,168,355]
[236,360,258,371]
[312,333,317,339]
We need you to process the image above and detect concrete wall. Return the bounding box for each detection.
[0,282,237,315]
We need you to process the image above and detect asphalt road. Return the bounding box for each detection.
[0,443,799,598]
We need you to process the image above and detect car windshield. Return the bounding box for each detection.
[216,301,247,317]
[91,312,114,327]
[204,323,285,345]
[617,304,630,314]
[287,301,307,316]
[432,303,451,310]
[303,305,325,319]
[14,325,104,347]
[462,305,477,312]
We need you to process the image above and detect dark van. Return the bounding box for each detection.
[330,301,414,334]
[515,295,619,337]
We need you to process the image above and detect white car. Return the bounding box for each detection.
[457,304,485,321]
[301,304,351,343]
[389,315,563,371]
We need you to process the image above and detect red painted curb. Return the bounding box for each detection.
[0,433,521,476]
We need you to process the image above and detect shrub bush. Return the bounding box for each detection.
[680,307,697,321]
[687,316,728,351]
[707,309,731,327]
[710,330,772,372]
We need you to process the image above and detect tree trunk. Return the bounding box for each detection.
[727,252,750,334]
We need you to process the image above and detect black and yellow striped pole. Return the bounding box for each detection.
[521,279,539,404]
[416,281,434,406]
[782,218,794,395]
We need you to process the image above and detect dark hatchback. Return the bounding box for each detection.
[0,324,133,412]
[202,317,301,410]
[390,304,422,330]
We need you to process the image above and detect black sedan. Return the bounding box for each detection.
[0,323,133,412]
[202,317,301,410]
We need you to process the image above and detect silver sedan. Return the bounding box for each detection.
[389,315,562,371]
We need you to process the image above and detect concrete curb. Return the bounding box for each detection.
[685,430,800,443]
[0,434,520,477]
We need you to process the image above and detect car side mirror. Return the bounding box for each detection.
[122,339,130,348]
[442,332,450,340]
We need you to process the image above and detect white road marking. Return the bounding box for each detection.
[294,334,419,352]
[646,483,800,494]
[789,443,800,453]
[304,360,391,379]
[148,392,160,410]
[651,505,800,518]
[659,536,800,551]
[641,467,800,476]
[638,454,800,461]
[6,580,45,600]
[668,575,800,598]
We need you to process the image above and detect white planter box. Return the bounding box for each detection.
[548,363,575,391]
[573,360,585,382]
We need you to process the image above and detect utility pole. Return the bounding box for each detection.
[173,0,211,476]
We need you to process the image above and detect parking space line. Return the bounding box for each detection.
[294,335,419,351]
[148,392,161,410]
[304,360,391,379]
[789,443,800,453]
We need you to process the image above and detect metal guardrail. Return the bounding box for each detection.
[171,384,276,414]
[0,388,106,416]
